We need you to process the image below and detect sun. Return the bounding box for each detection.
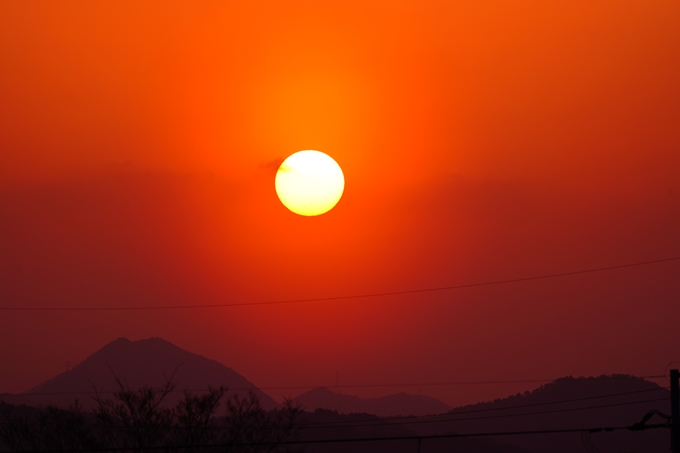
[275,150,345,216]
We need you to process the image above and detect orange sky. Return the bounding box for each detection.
[1,0,679,406]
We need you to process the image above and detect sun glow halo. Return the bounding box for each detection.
[275,150,344,216]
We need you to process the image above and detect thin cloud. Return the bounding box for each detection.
[260,158,285,170]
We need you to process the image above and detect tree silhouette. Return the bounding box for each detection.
[0,381,302,453]
[92,377,176,452]
[0,402,97,452]
[222,391,302,453]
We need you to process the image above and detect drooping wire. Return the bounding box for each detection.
[1,256,678,311]
[3,389,670,431]
[10,423,671,453]
[11,375,668,397]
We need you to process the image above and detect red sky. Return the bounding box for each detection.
[1,0,679,407]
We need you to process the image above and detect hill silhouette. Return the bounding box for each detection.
[296,408,531,453]
[0,339,673,452]
[402,375,670,453]
[293,387,451,417]
[1,337,278,410]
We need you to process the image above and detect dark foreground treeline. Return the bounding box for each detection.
[0,386,529,453]
[3,374,672,453]
[0,381,301,453]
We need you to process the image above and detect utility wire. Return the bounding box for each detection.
[15,423,671,453]
[1,256,678,311]
[291,387,670,429]
[10,375,667,396]
[3,388,670,431]
[295,396,670,431]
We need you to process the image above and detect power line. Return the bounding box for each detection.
[15,423,671,453]
[9,375,667,396]
[292,387,670,429]
[1,256,678,311]
[7,394,665,430]
[296,396,669,431]
[6,379,556,397]
[4,387,670,431]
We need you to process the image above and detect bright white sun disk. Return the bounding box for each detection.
[275,150,344,216]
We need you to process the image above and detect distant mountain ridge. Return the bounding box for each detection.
[293,386,452,416]
[3,337,278,410]
[1,337,672,453]
[406,375,671,453]
[2,337,456,419]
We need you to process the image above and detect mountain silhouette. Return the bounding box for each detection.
[404,375,670,453]
[3,337,278,410]
[296,408,532,453]
[293,387,452,417]
[1,339,673,452]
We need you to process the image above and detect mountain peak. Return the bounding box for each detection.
[294,387,451,417]
[19,337,278,410]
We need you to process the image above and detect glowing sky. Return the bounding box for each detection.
[1,0,679,406]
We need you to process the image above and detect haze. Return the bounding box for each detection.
[1,0,679,408]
